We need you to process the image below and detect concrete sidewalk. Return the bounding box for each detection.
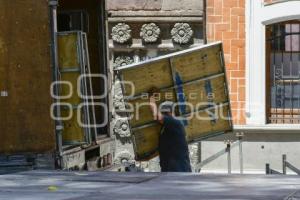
[0,170,300,200]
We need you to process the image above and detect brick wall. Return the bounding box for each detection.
[206,0,246,124]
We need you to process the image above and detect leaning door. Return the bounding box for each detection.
[57,31,96,146]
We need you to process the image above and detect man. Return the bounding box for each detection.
[149,96,192,172]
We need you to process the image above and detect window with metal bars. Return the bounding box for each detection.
[266,21,300,124]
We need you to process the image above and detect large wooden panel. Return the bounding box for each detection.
[117,42,233,161]
[57,33,86,144]
[0,0,55,154]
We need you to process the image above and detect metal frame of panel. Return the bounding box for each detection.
[57,31,97,147]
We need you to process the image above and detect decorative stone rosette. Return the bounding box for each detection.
[113,56,134,68]
[111,23,132,43]
[140,23,161,43]
[113,118,131,138]
[114,151,133,165]
[171,23,194,44]
[113,91,124,111]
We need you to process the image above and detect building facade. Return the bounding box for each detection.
[204,0,300,173]
[107,0,204,170]
[108,0,300,173]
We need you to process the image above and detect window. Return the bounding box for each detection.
[58,10,89,33]
[266,21,300,124]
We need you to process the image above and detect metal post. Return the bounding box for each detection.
[236,132,244,174]
[197,142,202,173]
[266,163,270,174]
[283,154,287,175]
[49,0,63,168]
[226,142,231,174]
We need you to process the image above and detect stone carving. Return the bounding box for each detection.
[114,56,134,68]
[140,23,161,43]
[114,151,133,163]
[113,93,124,111]
[113,118,131,138]
[111,23,132,43]
[112,79,129,118]
[171,23,193,44]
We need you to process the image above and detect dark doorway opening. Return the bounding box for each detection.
[57,0,109,139]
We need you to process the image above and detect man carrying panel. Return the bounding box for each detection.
[149,95,192,172]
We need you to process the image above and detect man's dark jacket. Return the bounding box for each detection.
[159,115,192,172]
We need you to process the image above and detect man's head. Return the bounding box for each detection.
[159,101,175,116]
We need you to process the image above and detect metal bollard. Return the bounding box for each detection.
[226,142,231,174]
[266,163,270,174]
[282,154,287,175]
[236,132,244,174]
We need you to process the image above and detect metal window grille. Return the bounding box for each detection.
[266,21,300,124]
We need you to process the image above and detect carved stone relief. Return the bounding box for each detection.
[114,56,134,68]
[140,23,161,43]
[113,150,134,165]
[111,23,132,43]
[110,20,200,172]
[171,23,193,44]
[113,118,131,138]
[112,79,132,144]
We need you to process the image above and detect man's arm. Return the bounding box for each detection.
[149,96,164,124]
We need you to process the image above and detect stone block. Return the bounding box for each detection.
[161,0,203,11]
[108,0,163,11]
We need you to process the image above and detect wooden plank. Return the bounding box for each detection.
[128,88,176,127]
[122,59,173,97]
[185,104,232,142]
[171,45,224,83]
[0,0,55,154]
[132,124,161,160]
[182,75,228,113]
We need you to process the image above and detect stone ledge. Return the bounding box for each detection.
[108,10,203,17]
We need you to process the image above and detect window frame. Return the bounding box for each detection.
[246,0,300,128]
[265,21,300,124]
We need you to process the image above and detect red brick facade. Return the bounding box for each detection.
[206,0,246,124]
